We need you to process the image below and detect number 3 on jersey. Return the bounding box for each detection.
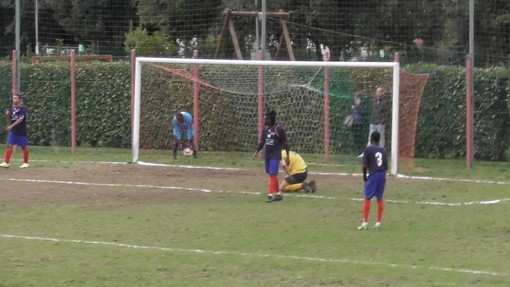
[375,152,383,167]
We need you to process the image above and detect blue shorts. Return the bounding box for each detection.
[174,127,194,141]
[364,171,386,201]
[7,133,27,147]
[265,159,280,176]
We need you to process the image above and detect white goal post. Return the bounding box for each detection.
[132,57,400,175]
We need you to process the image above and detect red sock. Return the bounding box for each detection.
[23,148,29,163]
[362,200,371,223]
[268,176,278,194]
[268,176,276,195]
[4,149,12,164]
[377,200,384,222]
[272,176,279,193]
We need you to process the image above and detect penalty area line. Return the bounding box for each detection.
[29,159,246,171]
[1,234,508,277]
[0,177,225,195]
[0,177,508,206]
[28,160,510,186]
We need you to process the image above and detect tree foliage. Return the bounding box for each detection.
[41,0,137,54]
[124,26,178,57]
[0,0,509,64]
[137,0,223,41]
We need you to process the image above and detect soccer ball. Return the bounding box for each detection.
[183,147,193,156]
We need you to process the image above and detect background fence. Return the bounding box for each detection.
[0,1,509,66]
[0,1,509,164]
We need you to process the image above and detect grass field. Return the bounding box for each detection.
[1,147,509,286]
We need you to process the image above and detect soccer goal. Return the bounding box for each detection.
[132,57,401,174]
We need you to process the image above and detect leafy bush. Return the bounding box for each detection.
[0,61,132,148]
[406,64,510,160]
[0,61,508,161]
[124,26,178,57]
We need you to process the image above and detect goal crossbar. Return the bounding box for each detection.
[132,57,400,175]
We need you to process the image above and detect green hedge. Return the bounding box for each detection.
[0,62,132,148]
[406,64,510,160]
[0,61,508,161]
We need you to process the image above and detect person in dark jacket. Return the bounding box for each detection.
[350,93,365,155]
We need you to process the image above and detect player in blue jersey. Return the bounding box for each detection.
[358,131,387,230]
[172,110,196,159]
[0,94,30,169]
[253,110,289,202]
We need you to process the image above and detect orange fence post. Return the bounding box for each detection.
[70,50,77,154]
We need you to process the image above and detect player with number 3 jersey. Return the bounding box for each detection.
[358,131,387,230]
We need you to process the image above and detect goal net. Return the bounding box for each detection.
[132,57,404,174]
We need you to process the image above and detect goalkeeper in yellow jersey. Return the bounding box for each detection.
[279,150,317,193]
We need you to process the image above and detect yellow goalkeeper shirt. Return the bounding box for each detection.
[281,150,307,175]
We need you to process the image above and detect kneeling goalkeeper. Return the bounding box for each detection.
[280,150,317,193]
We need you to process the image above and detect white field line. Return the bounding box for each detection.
[137,161,245,170]
[396,173,510,185]
[1,234,508,277]
[0,176,509,206]
[31,159,510,185]
[0,177,236,195]
[29,159,245,171]
[0,177,323,198]
[10,160,510,206]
